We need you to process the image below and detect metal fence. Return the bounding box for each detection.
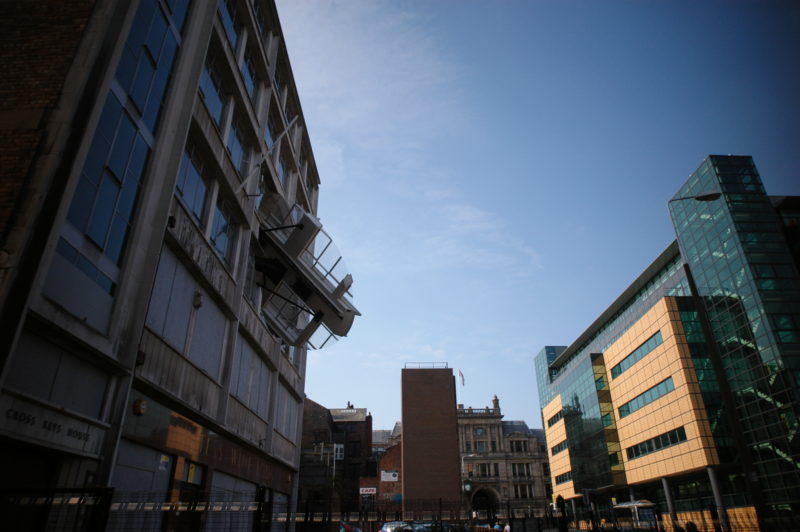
[0,488,113,532]
[4,489,798,532]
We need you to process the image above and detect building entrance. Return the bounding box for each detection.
[472,489,498,521]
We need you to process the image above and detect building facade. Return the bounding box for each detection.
[401,364,462,511]
[298,401,374,514]
[298,399,342,515]
[329,405,374,512]
[458,396,551,519]
[535,156,799,531]
[0,1,357,529]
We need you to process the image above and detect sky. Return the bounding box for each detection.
[274,0,800,430]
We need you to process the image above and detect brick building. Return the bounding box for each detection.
[400,364,461,511]
[329,404,373,512]
[298,400,373,513]
[299,399,341,513]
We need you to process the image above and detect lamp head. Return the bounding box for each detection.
[694,192,722,202]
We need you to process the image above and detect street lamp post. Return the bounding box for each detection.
[668,192,721,203]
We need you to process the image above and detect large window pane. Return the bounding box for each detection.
[108,113,136,179]
[211,200,233,263]
[87,173,120,247]
[190,289,226,379]
[200,66,224,125]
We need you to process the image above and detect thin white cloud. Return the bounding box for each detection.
[276,0,544,280]
[276,1,463,177]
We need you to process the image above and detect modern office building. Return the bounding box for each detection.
[535,156,799,531]
[401,364,462,511]
[457,395,551,519]
[0,0,358,529]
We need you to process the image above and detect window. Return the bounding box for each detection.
[67,96,149,267]
[547,410,563,427]
[273,66,284,96]
[275,384,300,441]
[334,444,344,460]
[218,0,239,50]
[511,463,531,478]
[283,97,295,124]
[55,238,116,295]
[58,0,186,309]
[146,248,227,380]
[491,440,497,452]
[211,198,234,264]
[611,331,663,379]
[6,332,109,420]
[231,333,272,419]
[555,471,572,485]
[626,426,687,460]
[476,441,488,453]
[618,377,675,418]
[551,440,569,456]
[277,152,289,186]
[265,113,278,148]
[115,0,183,131]
[241,54,258,101]
[514,484,534,499]
[511,440,528,453]
[200,62,225,126]
[175,148,208,222]
[252,0,271,43]
[464,441,472,452]
[474,427,486,436]
[182,460,205,485]
[227,120,248,175]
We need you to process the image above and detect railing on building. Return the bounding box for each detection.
[457,408,501,416]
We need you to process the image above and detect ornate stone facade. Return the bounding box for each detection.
[458,396,551,518]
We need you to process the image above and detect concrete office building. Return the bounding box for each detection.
[535,155,799,531]
[401,364,462,511]
[0,0,358,529]
[458,395,551,519]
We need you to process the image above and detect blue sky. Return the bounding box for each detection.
[275,0,800,430]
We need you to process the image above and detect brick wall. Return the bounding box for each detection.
[401,368,461,505]
[0,1,97,240]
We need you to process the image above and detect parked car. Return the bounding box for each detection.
[381,522,413,532]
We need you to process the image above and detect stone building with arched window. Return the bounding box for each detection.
[458,396,551,519]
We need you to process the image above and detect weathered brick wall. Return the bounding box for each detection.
[0,0,96,255]
[377,444,402,505]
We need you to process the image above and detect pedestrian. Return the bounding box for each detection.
[504,522,511,532]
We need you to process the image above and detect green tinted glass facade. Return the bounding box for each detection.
[537,155,800,528]
[669,155,800,516]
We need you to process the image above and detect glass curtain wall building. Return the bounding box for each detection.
[536,156,800,531]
